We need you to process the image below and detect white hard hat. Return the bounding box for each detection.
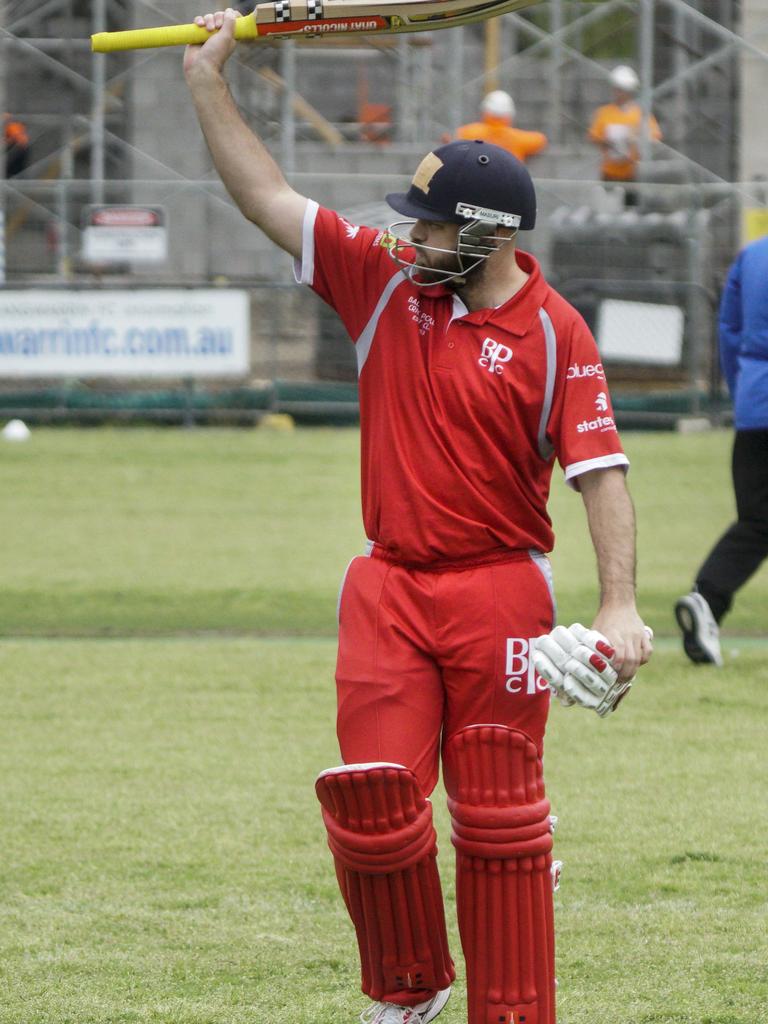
[610,65,639,92]
[481,90,516,120]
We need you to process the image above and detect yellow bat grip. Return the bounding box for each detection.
[91,13,259,52]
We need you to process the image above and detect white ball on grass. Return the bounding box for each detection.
[2,419,31,442]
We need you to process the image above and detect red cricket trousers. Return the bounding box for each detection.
[335,547,556,796]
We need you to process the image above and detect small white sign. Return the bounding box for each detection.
[0,289,250,378]
[82,206,168,264]
[597,299,684,366]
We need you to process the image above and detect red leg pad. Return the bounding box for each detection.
[316,763,455,1003]
[443,726,556,1024]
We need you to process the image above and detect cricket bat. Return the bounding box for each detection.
[91,0,540,52]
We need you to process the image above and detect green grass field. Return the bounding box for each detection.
[1,428,766,1024]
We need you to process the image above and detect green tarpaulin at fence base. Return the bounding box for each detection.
[0,382,728,429]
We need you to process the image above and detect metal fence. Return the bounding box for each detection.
[0,170,762,427]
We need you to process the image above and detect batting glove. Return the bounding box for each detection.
[532,623,630,718]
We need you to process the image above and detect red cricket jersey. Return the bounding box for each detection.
[295,202,628,565]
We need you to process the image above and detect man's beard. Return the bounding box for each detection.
[419,253,487,291]
[412,247,471,288]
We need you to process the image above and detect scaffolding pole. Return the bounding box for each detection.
[484,17,501,93]
[448,27,464,133]
[671,3,687,152]
[415,38,433,141]
[549,0,564,146]
[280,40,297,173]
[91,0,107,204]
[638,0,654,162]
[396,38,414,143]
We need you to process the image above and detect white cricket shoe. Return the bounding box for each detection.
[360,987,451,1024]
[675,591,723,667]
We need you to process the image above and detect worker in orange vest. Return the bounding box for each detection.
[455,91,548,163]
[588,66,661,195]
[3,113,30,178]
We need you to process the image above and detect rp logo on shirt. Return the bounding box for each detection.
[595,391,609,412]
[479,337,513,375]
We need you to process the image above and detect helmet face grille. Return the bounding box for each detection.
[457,219,515,271]
[384,217,517,288]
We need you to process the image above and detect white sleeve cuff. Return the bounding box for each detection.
[292,199,320,286]
[564,453,630,489]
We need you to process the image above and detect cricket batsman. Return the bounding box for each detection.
[184,10,653,1023]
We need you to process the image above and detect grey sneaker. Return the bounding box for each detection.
[360,987,451,1024]
[675,591,723,666]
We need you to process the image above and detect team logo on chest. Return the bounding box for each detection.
[408,295,435,336]
[479,336,513,375]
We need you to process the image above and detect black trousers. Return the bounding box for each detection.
[602,175,638,208]
[696,429,768,622]
[6,144,29,178]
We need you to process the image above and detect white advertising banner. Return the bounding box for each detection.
[0,289,250,378]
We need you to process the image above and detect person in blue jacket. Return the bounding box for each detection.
[676,235,768,665]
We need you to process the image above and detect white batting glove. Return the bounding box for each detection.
[532,623,629,718]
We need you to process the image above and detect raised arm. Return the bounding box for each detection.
[183,7,307,258]
[578,466,651,682]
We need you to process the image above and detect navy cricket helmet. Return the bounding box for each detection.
[386,139,537,231]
